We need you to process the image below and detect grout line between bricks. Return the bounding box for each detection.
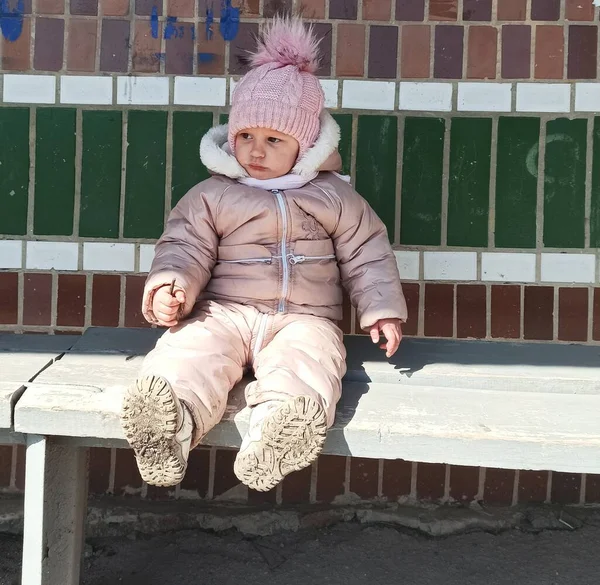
[477,467,485,501]
[546,470,553,504]
[410,462,417,499]
[512,469,519,506]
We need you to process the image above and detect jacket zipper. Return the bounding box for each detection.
[288,254,336,265]
[273,190,289,313]
[252,312,269,358]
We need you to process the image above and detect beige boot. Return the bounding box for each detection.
[234,396,327,492]
[121,375,194,487]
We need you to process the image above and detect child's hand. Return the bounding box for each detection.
[152,285,186,327]
[368,319,403,358]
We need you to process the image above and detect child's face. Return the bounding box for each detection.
[235,128,300,180]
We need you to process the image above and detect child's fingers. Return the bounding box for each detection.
[155,300,180,313]
[174,290,186,304]
[369,326,380,343]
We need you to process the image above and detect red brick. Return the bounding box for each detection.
[15,445,25,490]
[518,470,548,503]
[491,285,521,339]
[424,284,454,338]
[502,25,531,79]
[197,31,226,75]
[349,457,379,499]
[101,0,129,15]
[0,446,12,487]
[535,25,564,79]
[92,274,121,327]
[89,447,111,494]
[57,274,86,327]
[213,449,240,498]
[402,283,420,336]
[401,24,430,78]
[167,0,194,17]
[382,459,412,500]
[457,285,486,339]
[0,273,18,324]
[497,0,526,20]
[467,25,497,79]
[484,468,514,504]
[282,465,313,504]
[566,0,594,20]
[396,0,424,21]
[38,0,64,13]
[363,0,391,20]
[299,0,325,19]
[585,474,600,503]
[316,454,346,503]
[2,18,31,71]
[593,289,600,341]
[23,274,52,326]
[336,24,365,77]
[450,465,480,502]
[132,20,161,73]
[558,288,588,342]
[551,472,581,504]
[248,485,277,504]
[125,275,150,328]
[434,25,464,79]
[429,0,457,20]
[68,18,97,72]
[180,448,210,497]
[524,286,554,340]
[416,462,445,500]
[113,449,142,494]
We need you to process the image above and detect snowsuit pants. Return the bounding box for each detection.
[139,300,347,447]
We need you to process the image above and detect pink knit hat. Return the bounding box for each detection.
[228,16,325,158]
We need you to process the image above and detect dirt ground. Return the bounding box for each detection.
[2,517,600,585]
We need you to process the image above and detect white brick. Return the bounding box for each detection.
[83,243,135,272]
[229,78,238,105]
[139,244,155,273]
[0,240,23,269]
[26,241,78,271]
[541,253,596,283]
[174,77,226,106]
[516,83,571,113]
[481,253,536,283]
[3,75,56,104]
[117,77,169,105]
[574,83,600,112]
[320,80,339,109]
[399,82,453,112]
[457,83,512,112]
[424,252,477,281]
[395,251,419,281]
[60,76,113,105]
[342,80,395,111]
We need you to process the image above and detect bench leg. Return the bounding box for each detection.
[21,436,89,585]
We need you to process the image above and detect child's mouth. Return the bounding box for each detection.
[249,164,267,171]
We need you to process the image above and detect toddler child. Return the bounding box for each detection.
[120,16,408,492]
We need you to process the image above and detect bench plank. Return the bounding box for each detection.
[0,334,78,429]
[13,327,600,473]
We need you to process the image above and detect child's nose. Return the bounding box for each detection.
[251,143,265,158]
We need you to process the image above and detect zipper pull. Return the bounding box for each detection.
[288,254,305,265]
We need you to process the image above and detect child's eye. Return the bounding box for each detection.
[240,133,252,140]
[268,137,281,144]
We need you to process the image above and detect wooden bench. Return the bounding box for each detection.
[8,327,600,584]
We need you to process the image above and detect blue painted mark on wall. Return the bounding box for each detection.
[155,52,215,63]
[0,0,24,42]
[219,0,239,42]
[148,2,238,43]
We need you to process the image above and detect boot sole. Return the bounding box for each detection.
[120,375,186,487]
[234,396,327,492]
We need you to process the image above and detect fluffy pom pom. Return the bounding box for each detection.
[249,15,320,73]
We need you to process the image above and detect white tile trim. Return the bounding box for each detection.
[25,241,78,271]
[320,79,339,109]
[541,253,596,284]
[399,82,453,112]
[3,74,56,104]
[516,83,571,113]
[457,82,512,112]
[83,242,135,272]
[174,77,227,106]
[574,83,600,112]
[116,76,170,105]
[60,76,113,105]
[481,252,536,283]
[139,244,155,273]
[341,80,396,111]
[423,252,478,281]
[395,250,420,281]
[0,240,23,269]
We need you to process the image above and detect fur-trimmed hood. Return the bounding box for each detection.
[199,110,343,181]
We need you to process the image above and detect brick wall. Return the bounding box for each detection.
[1,0,600,505]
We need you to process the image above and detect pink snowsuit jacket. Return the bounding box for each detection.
[142,111,408,330]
